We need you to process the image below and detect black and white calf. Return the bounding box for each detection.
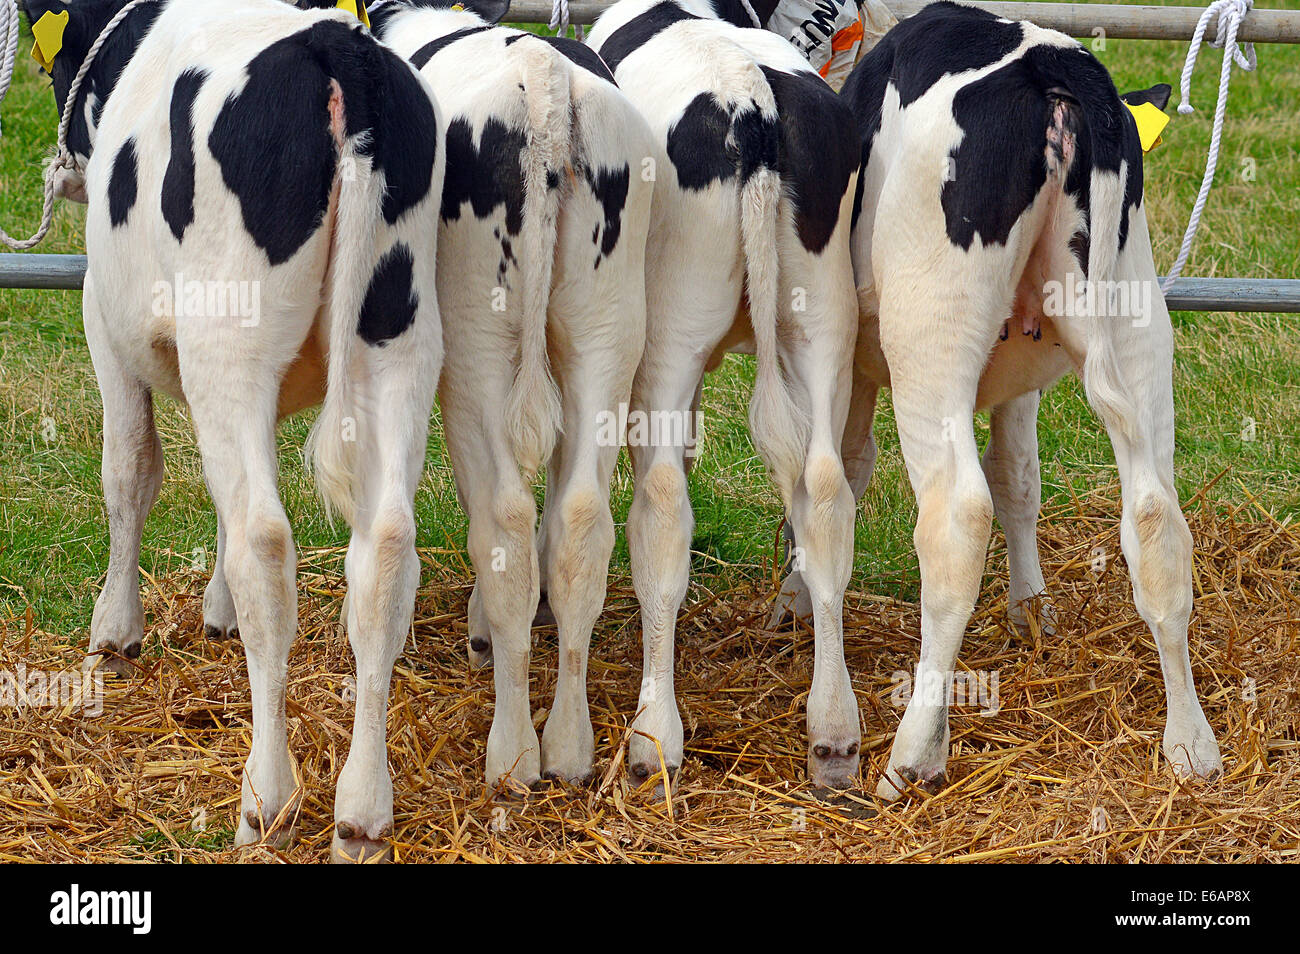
[587,0,863,788]
[24,0,444,860]
[369,0,655,790]
[776,1,1221,796]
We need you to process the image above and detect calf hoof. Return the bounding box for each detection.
[875,765,947,802]
[489,772,542,799]
[85,643,142,677]
[542,768,593,788]
[808,740,860,790]
[767,572,813,629]
[1165,728,1223,780]
[629,760,679,800]
[331,821,393,864]
[540,740,594,789]
[235,808,296,849]
[467,636,493,669]
[204,624,239,641]
[1009,596,1057,640]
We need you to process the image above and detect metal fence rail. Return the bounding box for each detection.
[5,253,1296,312]
[507,0,1300,38]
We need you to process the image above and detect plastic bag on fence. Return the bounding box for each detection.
[765,0,897,91]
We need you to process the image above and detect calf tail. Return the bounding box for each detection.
[504,41,568,479]
[1078,160,1138,443]
[306,131,381,526]
[741,123,808,495]
[1030,43,1138,441]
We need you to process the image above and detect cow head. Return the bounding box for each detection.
[22,1,127,117]
[22,0,163,199]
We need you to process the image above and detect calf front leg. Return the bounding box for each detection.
[202,514,239,640]
[84,293,163,675]
[981,390,1054,636]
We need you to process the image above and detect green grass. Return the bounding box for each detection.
[129,822,236,859]
[0,2,1297,637]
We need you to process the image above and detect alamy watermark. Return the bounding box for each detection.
[595,402,705,457]
[49,884,150,934]
[1,664,103,717]
[1042,273,1154,328]
[152,272,261,327]
[890,667,1000,716]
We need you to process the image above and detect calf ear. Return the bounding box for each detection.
[20,0,65,24]
[461,0,512,24]
[1120,83,1172,112]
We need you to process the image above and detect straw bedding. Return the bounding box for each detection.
[1,482,1296,862]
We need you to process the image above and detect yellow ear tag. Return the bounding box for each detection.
[336,0,371,28]
[31,10,70,73]
[1125,101,1170,154]
[451,3,466,9]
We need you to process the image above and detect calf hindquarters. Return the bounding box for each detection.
[833,10,1221,796]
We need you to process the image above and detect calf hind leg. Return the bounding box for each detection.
[537,399,622,785]
[625,392,696,786]
[877,291,997,801]
[770,369,878,629]
[774,301,859,789]
[333,359,436,862]
[443,367,544,794]
[186,383,300,847]
[1084,321,1220,778]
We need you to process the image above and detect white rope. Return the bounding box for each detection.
[1163,0,1257,291]
[548,0,584,39]
[0,0,162,250]
[737,0,763,28]
[549,0,569,34]
[1,0,22,138]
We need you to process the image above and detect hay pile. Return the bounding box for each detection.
[1,483,1296,862]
